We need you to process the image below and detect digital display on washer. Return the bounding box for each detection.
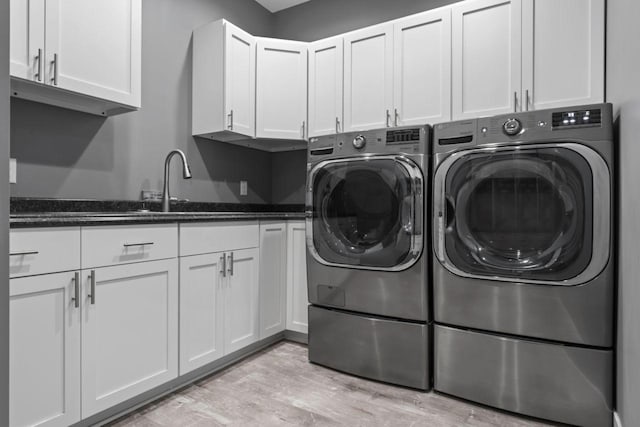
[552,108,601,129]
[386,128,421,144]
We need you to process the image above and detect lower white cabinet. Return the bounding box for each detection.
[259,222,287,339]
[286,221,308,334]
[10,271,81,427]
[81,259,179,418]
[179,222,260,375]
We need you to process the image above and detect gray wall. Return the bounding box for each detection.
[273,0,459,41]
[271,149,306,204]
[606,0,640,425]
[0,0,9,424]
[11,0,276,203]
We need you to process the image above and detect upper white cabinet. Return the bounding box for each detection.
[393,8,452,126]
[308,37,344,137]
[521,0,604,110]
[343,23,394,132]
[452,0,522,119]
[256,38,308,140]
[452,0,604,119]
[9,0,141,116]
[192,20,256,141]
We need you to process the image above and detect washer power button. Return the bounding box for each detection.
[503,118,523,136]
[353,135,367,149]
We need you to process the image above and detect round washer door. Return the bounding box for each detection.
[307,156,423,271]
[433,143,610,285]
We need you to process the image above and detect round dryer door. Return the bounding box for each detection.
[433,143,611,285]
[307,156,423,271]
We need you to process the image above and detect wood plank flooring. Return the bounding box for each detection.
[107,341,552,427]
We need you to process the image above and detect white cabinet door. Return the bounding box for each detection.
[10,272,81,427]
[81,259,178,418]
[225,23,256,137]
[44,0,141,107]
[9,0,45,82]
[452,0,522,119]
[308,37,344,137]
[343,23,393,131]
[286,221,308,334]
[393,8,452,125]
[522,0,604,110]
[259,222,287,339]
[256,38,308,140]
[225,248,260,353]
[179,253,225,375]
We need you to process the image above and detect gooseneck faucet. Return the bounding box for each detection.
[162,149,192,212]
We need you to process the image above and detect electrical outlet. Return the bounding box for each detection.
[240,180,248,196]
[9,158,16,184]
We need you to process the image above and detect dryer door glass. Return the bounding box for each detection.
[310,157,423,270]
[443,147,593,281]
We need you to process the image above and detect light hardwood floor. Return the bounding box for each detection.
[107,341,553,427]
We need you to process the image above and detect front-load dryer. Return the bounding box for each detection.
[306,125,431,390]
[431,104,614,426]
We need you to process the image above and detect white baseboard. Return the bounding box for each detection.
[614,411,623,427]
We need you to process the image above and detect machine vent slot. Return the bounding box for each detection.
[310,147,334,156]
[386,128,421,144]
[438,135,474,145]
[552,108,601,129]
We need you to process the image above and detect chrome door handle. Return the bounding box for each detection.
[385,109,391,127]
[72,272,80,308]
[34,48,42,82]
[51,53,58,86]
[9,250,39,256]
[525,89,530,111]
[227,252,234,276]
[88,270,95,305]
[394,108,399,127]
[123,242,154,247]
[228,110,233,130]
[221,253,226,277]
[513,91,518,112]
[335,117,340,133]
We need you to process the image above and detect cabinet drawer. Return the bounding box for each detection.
[82,224,178,268]
[10,227,81,278]
[180,221,258,256]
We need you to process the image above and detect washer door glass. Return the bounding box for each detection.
[310,157,422,270]
[443,147,593,281]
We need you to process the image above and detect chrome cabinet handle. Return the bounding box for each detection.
[513,91,518,112]
[385,109,391,127]
[525,89,530,111]
[123,242,154,247]
[228,110,233,130]
[9,250,39,256]
[51,53,58,86]
[221,253,226,278]
[72,272,80,308]
[394,108,399,127]
[34,48,42,82]
[335,117,340,133]
[227,252,234,276]
[301,121,306,139]
[88,270,95,305]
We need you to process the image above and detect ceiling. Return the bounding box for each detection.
[254,0,310,13]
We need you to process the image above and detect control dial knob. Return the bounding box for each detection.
[503,118,523,136]
[352,135,367,149]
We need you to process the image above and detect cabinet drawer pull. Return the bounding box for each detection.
[394,108,399,127]
[525,89,530,111]
[123,242,154,247]
[51,53,58,86]
[227,252,234,276]
[385,109,391,127]
[221,253,226,278]
[9,251,39,256]
[72,272,80,308]
[35,48,42,82]
[513,91,518,112]
[88,270,96,305]
[335,117,341,133]
[301,121,306,139]
[228,110,234,130]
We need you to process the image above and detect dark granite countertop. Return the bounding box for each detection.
[10,198,306,228]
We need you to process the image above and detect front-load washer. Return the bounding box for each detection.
[306,125,431,390]
[431,104,614,426]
